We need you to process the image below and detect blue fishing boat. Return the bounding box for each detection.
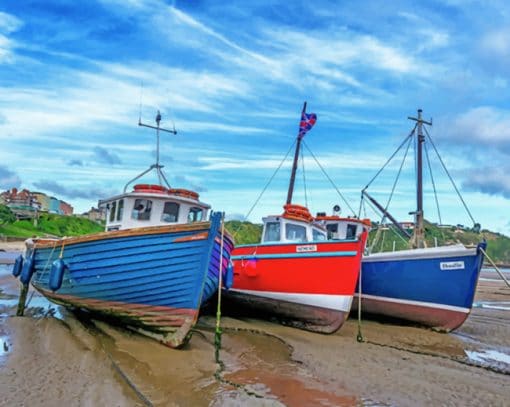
[321,110,486,331]
[13,112,234,347]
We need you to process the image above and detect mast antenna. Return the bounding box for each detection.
[124,110,177,192]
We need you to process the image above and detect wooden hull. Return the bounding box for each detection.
[27,213,233,348]
[225,232,367,333]
[357,242,486,331]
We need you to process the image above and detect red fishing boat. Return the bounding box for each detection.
[225,104,369,333]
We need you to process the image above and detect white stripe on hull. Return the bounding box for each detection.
[354,293,470,314]
[362,244,477,262]
[228,288,353,312]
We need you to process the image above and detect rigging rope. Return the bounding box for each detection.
[301,147,308,208]
[234,141,297,238]
[424,127,477,226]
[302,141,356,216]
[424,142,443,225]
[363,124,417,190]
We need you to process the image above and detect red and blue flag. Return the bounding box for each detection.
[298,111,317,139]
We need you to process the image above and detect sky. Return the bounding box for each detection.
[1,0,509,236]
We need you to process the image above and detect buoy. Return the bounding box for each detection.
[19,254,35,285]
[12,255,23,277]
[223,261,234,289]
[49,258,68,291]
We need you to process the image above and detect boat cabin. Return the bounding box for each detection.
[315,213,371,240]
[99,184,210,231]
[261,204,327,243]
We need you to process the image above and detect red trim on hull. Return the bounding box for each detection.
[36,288,198,348]
[355,297,470,332]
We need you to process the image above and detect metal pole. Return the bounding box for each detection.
[286,102,306,205]
[408,109,432,248]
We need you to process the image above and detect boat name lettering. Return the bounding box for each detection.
[440,261,465,270]
[296,245,317,253]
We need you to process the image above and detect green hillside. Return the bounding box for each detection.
[224,220,263,245]
[225,218,510,265]
[0,204,104,238]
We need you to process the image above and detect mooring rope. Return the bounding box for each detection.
[480,247,510,288]
[214,213,226,363]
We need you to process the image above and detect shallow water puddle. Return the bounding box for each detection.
[473,301,510,311]
[221,329,359,406]
[0,334,10,356]
[465,349,510,365]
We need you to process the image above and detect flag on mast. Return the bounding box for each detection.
[298,110,317,139]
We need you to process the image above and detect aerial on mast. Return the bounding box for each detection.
[123,110,177,192]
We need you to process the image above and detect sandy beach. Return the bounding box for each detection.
[0,246,509,406]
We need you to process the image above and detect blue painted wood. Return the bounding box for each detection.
[31,212,230,313]
[360,242,486,309]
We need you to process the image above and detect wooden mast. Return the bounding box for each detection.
[408,109,432,249]
[286,102,307,205]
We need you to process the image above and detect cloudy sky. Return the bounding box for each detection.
[1,1,509,236]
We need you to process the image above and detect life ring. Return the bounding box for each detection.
[133,184,168,194]
[282,204,313,222]
[167,188,200,200]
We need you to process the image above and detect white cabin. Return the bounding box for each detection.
[315,213,371,240]
[260,204,327,243]
[99,184,210,231]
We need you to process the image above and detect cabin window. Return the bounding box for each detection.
[346,224,358,239]
[285,223,307,242]
[263,222,281,242]
[326,224,338,239]
[312,229,326,241]
[161,202,180,223]
[109,201,117,222]
[116,199,124,221]
[132,199,152,221]
[188,207,203,223]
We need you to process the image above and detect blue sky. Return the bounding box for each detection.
[1,1,509,236]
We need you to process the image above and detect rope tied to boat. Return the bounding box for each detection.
[215,212,225,363]
[479,247,510,289]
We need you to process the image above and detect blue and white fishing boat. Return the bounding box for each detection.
[13,112,234,348]
[321,110,486,331]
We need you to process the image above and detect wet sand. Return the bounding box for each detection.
[0,254,509,406]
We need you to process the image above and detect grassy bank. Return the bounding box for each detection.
[0,205,103,238]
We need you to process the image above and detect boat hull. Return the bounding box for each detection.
[26,213,233,348]
[225,233,367,333]
[357,242,486,331]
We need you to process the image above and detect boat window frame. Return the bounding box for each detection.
[116,199,124,221]
[109,200,117,222]
[346,223,358,239]
[263,221,281,242]
[312,227,326,241]
[161,201,180,223]
[132,198,153,221]
[285,222,308,243]
[187,206,203,223]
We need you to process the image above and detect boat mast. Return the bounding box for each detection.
[286,102,307,205]
[408,109,432,249]
[123,111,177,192]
